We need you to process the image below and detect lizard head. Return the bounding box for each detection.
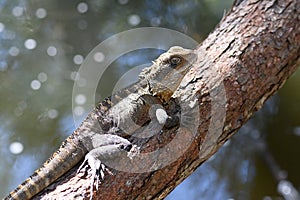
[139,46,197,102]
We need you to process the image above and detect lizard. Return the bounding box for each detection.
[4,46,197,200]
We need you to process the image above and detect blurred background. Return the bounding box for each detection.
[1,0,300,199]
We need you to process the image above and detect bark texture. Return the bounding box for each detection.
[36,0,300,199]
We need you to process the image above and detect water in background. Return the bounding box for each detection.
[1,1,300,199]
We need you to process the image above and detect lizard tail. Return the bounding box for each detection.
[4,134,86,200]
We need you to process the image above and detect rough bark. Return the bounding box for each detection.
[36,0,300,199]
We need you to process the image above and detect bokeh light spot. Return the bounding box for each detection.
[74,106,85,116]
[9,46,20,56]
[38,72,48,82]
[47,46,57,56]
[36,8,47,19]
[77,2,88,13]
[128,14,141,26]
[30,80,41,90]
[75,94,87,105]
[48,109,59,119]
[150,17,161,26]
[24,39,37,50]
[93,52,105,63]
[9,142,24,154]
[12,6,23,17]
[73,54,84,65]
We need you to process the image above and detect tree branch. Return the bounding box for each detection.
[35,0,300,199]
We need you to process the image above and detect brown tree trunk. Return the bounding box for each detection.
[36,0,300,199]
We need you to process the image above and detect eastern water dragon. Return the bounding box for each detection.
[4,46,197,200]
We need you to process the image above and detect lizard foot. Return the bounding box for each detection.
[77,153,113,200]
[77,142,139,200]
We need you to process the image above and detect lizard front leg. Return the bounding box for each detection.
[77,134,139,200]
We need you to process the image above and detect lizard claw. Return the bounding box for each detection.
[77,153,113,200]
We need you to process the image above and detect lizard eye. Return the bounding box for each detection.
[170,56,181,66]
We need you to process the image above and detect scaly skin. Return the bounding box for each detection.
[4,46,197,200]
